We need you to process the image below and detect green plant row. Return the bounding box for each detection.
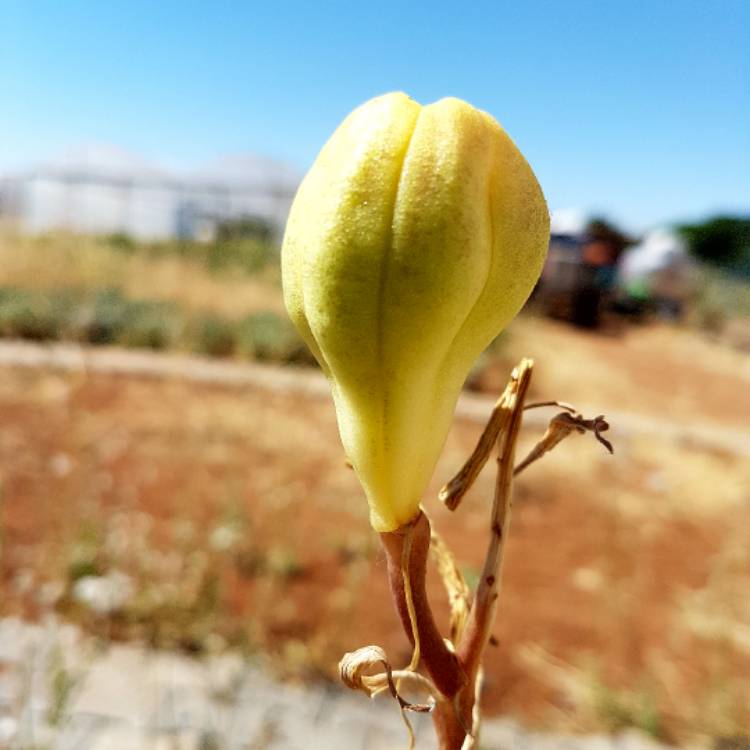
[0,286,316,365]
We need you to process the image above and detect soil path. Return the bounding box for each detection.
[0,339,746,457]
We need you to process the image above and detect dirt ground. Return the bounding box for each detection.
[479,316,750,431]
[1,318,749,743]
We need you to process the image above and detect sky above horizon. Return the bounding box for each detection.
[1,0,748,232]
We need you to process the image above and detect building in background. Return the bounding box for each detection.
[0,144,301,242]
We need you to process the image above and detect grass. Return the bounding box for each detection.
[0,228,319,365]
[103,231,279,274]
[46,646,79,728]
[0,227,284,319]
[593,681,662,738]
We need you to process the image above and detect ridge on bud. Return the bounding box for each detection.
[282,92,549,532]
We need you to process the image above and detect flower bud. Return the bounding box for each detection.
[282,92,549,532]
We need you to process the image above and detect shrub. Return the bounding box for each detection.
[236,311,315,364]
[216,216,274,244]
[207,238,277,274]
[188,314,238,357]
[75,288,131,345]
[0,287,67,341]
[679,215,750,279]
[104,232,137,253]
[0,284,319,367]
[117,300,179,351]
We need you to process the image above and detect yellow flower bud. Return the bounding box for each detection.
[282,92,549,532]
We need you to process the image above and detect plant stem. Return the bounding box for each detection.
[351,360,613,748]
[380,512,466,700]
[457,360,531,680]
[382,360,533,749]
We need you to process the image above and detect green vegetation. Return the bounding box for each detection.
[0,227,319,364]
[593,681,662,739]
[679,215,750,280]
[46,646,79,728]
[0,286,315,366]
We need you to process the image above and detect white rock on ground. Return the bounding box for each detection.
[0,617,681,750]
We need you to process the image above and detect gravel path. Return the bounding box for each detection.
[0,617,676,750]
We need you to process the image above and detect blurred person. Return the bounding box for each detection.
[571,219,629,328]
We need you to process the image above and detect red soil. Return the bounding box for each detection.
[1,349,748,740]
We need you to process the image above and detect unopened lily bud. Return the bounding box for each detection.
[282,92,549,532]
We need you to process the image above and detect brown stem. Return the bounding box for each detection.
[457,360,531,681]
[349,359,612,748]
[431,697,473,749]
[381,360,533,749]
[380,511,465,700]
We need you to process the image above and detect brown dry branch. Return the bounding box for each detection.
[340,359,614,749]
[340,644,436,750]
[438,391,513,512]
[429,528,471,645]
[339,645,437,710]
[445,358,533,747]
[440,398,613,509]
[514,409,613,476]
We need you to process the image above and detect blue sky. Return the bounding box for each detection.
[2,0,748,231]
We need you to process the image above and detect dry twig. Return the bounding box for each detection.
[339,645,437,710]
[514,409,613,476]
[430,528,471,644]
[438,380,516,512]
[340,359,614,750]
[454,360,532,739]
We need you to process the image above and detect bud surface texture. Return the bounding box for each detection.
[282,93,549,531]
